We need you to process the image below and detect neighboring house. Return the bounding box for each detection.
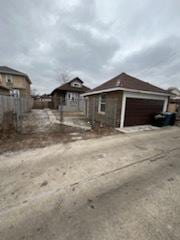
[0,85,10,96]
[167,87,180,116]
[167,87,180,103]
[0,66,31,97]
[51,77,90,111]
[32,94,52,109]
[83,73,170,128]
[32,94,52,102]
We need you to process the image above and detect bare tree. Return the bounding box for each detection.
[31,88,38,97]
[57,69,72,85]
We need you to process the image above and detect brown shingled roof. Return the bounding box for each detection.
[89,73,167,94]
[51,77,90,95]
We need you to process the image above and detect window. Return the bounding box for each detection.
[98,94,106,113]
[6,75,13,86]
[71,81,82,88]
[67,92,79,101]
[10,89,20,97]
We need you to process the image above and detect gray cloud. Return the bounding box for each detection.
[108,36,180,88]
[0,0,180,93]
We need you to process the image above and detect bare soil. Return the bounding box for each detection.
[0,110,119,154]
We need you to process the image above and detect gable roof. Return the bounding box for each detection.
[0,66,31,84]
[167,87,180,96]
[68,77,84,84]
[51,77,90,95]
[83,73,168,96]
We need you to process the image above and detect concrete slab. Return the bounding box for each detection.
[116,125,160,133]
[51,110,91,130]
[69,132,80,136]
[71,136,83,140]
[47,109,60,124]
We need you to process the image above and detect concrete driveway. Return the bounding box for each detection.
[0,127,180,240]
[51,110,91,130]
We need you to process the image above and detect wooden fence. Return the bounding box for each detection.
[0,95,32,132]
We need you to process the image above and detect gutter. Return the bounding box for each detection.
[81,87,170,97]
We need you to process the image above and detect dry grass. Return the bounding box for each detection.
[0,124,120,154]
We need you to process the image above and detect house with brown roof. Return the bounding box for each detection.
[0,66,31,97]
[51,77,90,111]
[83,73,170,128]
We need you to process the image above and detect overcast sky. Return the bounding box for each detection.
[0,0,180,93]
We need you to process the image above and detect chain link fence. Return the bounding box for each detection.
[54,97,85,122]
[0,95,32,132]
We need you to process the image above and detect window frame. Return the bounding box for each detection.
[98,94,106,114]
[71,81,82,88]
[10,89,20,97]
[6,74,13,84]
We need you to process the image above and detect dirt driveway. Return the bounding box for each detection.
[0,126,180,240]
[0,109,118,153]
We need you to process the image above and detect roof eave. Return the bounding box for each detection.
[69,77,84,84]
[0,71,32,84]
[82,87,170,97]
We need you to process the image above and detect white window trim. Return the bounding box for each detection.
[71,81,82,88]
[73,83,81,87]
[66,92,80,100]
[6,74,13,83]
[10,89,20,97]
[98,95,106,114]
[120,91,169,128]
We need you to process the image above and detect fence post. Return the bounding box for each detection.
[14,97,18,131]
[59,97,64,122]
[16,97,21,132]
[92,96,95,128]
[77,98,79,112]
[19,97,23,132]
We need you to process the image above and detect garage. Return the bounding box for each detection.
[124,98,164,126]
[83,72,170,128]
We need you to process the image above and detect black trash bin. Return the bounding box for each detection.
[170,113,176,125]
[153,112,176,127]
[163,112,171,126]
[152,113,165,127]
[163,112,176,126]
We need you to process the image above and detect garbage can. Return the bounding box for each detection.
[164,112,176,126]
[163,112,172,126]
[170,113,176,125]
[152,113,165,127]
